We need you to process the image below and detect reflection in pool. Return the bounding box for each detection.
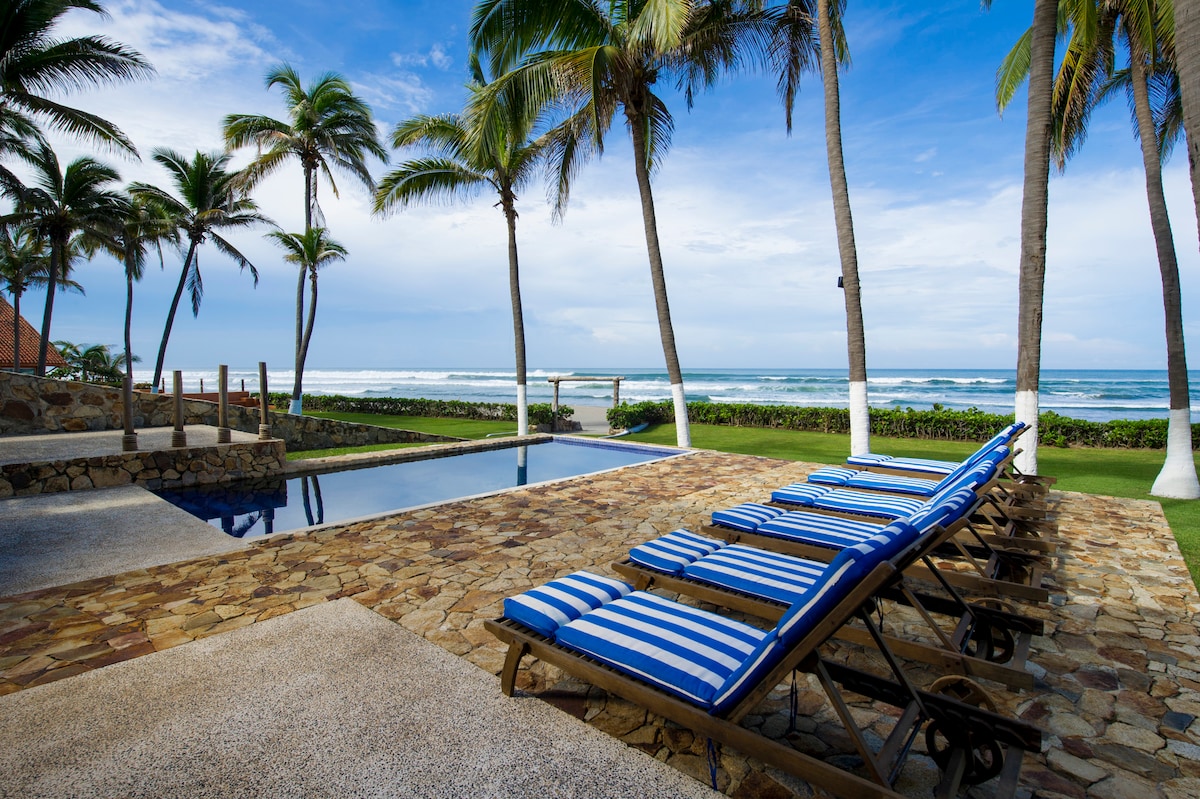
[156,438,674,538]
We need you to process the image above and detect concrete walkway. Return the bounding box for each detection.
[0,425,259,466]
[0,598,719,799]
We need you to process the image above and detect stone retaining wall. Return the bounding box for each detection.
[0,371,458,450]
[0,439,286,498]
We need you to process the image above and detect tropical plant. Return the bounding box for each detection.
[0,225,49,371]
[470,0,804,448]
[987,0,1060,476]
[998,0,1197,497]
[374,71,579,437]
[223,64,386,414]
[267,227,347,407]
[51,340,132,383]
[0,141,124,374]
[129,148,270,392]
[0,0,152,155]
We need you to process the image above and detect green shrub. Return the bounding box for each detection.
[605,399,1189,448]
[280,394,572,424]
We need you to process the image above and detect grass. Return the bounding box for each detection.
[286,441,429,461]
[303,411,1200,586]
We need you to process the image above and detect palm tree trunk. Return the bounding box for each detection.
[1125,40,1199,498]
[817,0,870,457]
[503,195,529,436]
[152,240,199,392]
[291,165,316,415]
[1013,0,1058,476]
[289,262,306,414]
[36,239,62,376]
[124,252,136,385]
[296,267,318,397]
[12,289,21,373]
[628,110,691,448]
[1179,0,1200,243]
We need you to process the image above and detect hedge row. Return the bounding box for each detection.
[605,400,1192,450]
[273,393,572,426]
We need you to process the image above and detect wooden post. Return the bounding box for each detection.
[121,376,137,451]
[552,379,560,431]
[257,361,271,440]
[171,370,187,448]
[200,377,204,393]
[613,378,621,408]
[217,364,231,443]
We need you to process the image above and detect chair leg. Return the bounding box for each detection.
[500,641,529,697]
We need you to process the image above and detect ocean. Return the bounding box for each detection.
[155,367,1194,423]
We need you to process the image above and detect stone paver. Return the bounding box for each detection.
[1,449,1198,798]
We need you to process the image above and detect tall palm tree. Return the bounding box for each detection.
[0,0,152,155]
[1179,0,1200,240]
[0,141,125,374]
[374,73,579,437]
[82,192,177,385]
[988,0,1059,476]
[807,0,871,456]
[0,225,49,371]
[267,227,347,405]
[470,0,793,448]
[999,0,1197,497]
[130,149,269,392]
[223,63,387,414]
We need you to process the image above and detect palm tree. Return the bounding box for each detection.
[0,225,49,371]
[988,0,1060,476]
[0,141,125,375]
[1179,0,1200,238]
[224,63,387,414]
[999,0,1197,497]
[374,73,578,437]
[52,340,129,383]
[0,0,153,155]
[808,0,871,456]
[470,0,794,448]
[130,149,269,392]
[267,227,347,405]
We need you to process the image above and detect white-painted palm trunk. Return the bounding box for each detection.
[672,383,691,448]
[1015,390,1039,476]
[1151,408,1200,498]
[289,399,303,415]
[848,381,870,457]
[516,384,528,437]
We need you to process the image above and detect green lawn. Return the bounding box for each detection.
[302,412,1200,586]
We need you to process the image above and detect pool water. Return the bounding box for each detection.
[155,438,675,538]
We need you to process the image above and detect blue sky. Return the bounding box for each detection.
[25,0,1200,378]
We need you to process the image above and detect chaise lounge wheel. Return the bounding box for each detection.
[962,599,1017,664]
[925,676,1005,786]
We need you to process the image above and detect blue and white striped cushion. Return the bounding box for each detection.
[908,486,976,531]
[711,502,784,532]
[810,489,926,519]
[710,530,901,713]
[554,591,772,707]
[682,544,827,606]
[843,471,940,496]
[806,467,859,486]
[756,511,883,549]
[629,530,723,575]
[503,571,632,639]
[846,452,957,476]
[769,483,829,506]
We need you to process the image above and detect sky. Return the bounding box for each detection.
[18,0,1200,378]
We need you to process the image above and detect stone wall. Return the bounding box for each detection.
[0,439,286,498]
[0,370,459,450]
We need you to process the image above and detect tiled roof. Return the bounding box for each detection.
[0,295,70,369]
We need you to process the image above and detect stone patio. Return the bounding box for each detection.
[1,448,1199,797]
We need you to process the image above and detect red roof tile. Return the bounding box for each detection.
[0,295,69,369]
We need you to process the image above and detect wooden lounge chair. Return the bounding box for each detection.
[845,422,1057,499]
[487,527,1042,799]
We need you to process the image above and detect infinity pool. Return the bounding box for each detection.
[155,438,676,538]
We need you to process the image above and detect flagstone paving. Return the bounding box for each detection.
[2,448,1199,798]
